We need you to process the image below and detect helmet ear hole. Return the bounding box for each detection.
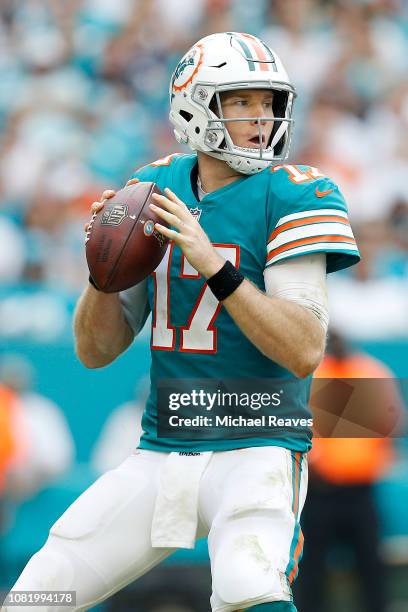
[179,110,193,122]
[209,96,220,116]
[195,127,200,134]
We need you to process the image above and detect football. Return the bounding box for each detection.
[85,181,169,292]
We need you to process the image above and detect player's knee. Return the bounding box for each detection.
[13,541,75,591]
[1,543,75,612]
[212,533,286,606]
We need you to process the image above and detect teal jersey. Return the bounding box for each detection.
[125,153,360,453]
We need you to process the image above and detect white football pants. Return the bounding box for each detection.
[2,447,307,612]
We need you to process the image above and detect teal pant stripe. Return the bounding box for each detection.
[291,450,297,514]
[295,452,303,519]
[286,522,300,581]
[285,452,303,581]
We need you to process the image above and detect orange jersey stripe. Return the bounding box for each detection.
[268,215,350,243]
[289,529,304,584]
[267,235,356,262]
[150,153,179,167]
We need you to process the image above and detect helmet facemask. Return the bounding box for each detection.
[203,86,294,169]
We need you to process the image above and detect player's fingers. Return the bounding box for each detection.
[163,188,195,221]
[126,178,140,186]
[152,194,195,228]
[101,189,116,201]
[154,223,181,242]
[164,187,187,209]
[164,187,192,220]
[91,201,104,213]
[151,192,181,216]
[149,203,186,229]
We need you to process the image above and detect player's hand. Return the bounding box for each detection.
[150,188,225,278]
[83,178,140,234]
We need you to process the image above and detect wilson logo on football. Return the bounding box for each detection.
[101,204,129,226]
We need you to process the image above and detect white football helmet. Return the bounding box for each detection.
[169,32,296,175]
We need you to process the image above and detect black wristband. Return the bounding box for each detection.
[88,275,101,291]
[207,260,244,301]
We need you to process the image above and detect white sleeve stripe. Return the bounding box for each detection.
[266,242,360,266]
[270,216,350,243]
[276,208,349,227]
[267,222,355,253]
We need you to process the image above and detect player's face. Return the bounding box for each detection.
[219,89,274,149]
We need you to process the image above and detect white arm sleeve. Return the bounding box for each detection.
[263,253,329,332]
[119,279,150,336]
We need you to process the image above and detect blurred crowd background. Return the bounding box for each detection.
[0,0,407,611]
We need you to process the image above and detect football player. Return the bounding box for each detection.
[3,33,360,612]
